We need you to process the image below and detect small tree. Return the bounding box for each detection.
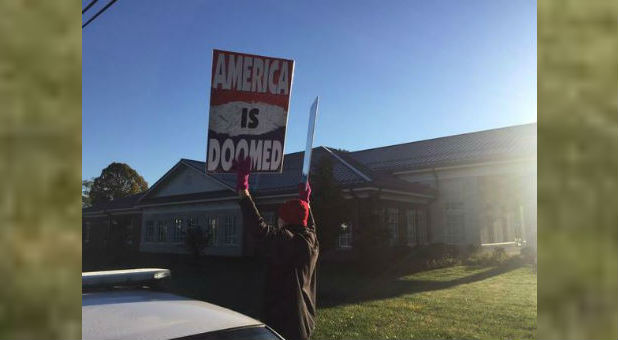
[185,226,210,260]
[352,194,393,272]
[89,162,148,205]
[310,156,348,251]
[82,178,94,207]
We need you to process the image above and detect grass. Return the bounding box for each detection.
[314,265,536,339]
[129,254,536,340]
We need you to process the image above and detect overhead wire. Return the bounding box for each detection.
[82,0,100,14]
[82,0,119,29]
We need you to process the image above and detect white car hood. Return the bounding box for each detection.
[82,290,262,340]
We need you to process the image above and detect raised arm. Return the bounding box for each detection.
[234,156,290,240]
[298,181,315,228]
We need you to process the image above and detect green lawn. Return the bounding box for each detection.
[120,255,536,340]
[314,265,537,339]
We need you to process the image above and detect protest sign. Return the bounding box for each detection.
[206,49,294,173]
[301,96,319,184]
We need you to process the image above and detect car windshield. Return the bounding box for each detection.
[171,326,282,340]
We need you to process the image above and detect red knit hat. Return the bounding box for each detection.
[278,199,310,227]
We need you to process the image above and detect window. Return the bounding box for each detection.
[338,223,352,249]
[126,223,134,246]
[185,216,199,243]
[187,216,198,231]
[157,220,168,242]
[172,217,187,242]
[386,208,399,243]
[222,215,237,245]
[145,221,155,242]
[202,216,218,245]
[445,202,464,244]
[417,210,427,244]
[445,214,464,244]
[406,210,417,246]
[481,204,495,244]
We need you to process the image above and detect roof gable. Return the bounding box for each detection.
[138,160,234,203]
[149,164,229,198]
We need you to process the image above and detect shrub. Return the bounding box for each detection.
[425,256,461,269]
[520,245,537,264]
[378,244,469,276]
[492,247,508,263]
[465,247,510,267]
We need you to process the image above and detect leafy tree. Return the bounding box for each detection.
[352,194,393,272]
[89,163,148,205]
[82,179,93,207]
[310,156,348,251]
[353,195,391,250]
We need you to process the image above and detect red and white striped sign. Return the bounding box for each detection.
[206,49,294,173]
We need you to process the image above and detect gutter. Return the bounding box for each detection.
[135,192,298,208]
[342,186,433,199]
[392,157,536,176]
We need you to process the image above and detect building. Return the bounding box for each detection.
[83,123,536,259]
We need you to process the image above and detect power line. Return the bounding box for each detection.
[82,0,119,29]
[82,0,99,14]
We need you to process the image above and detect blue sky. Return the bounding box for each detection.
[83,0,536,185]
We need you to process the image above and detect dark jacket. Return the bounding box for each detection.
[239,195,319,340]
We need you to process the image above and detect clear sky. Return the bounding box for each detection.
[83,0,536,186]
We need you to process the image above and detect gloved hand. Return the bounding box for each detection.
[298,180,311,203]
[232,156,251,192]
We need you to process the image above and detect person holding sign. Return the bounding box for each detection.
[234,156,319,340]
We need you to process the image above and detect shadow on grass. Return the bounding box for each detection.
[84,253,524,319]
[318,262,523,308]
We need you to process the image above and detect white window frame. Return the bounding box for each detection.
[445,202,464,244]
[222,215,238,246]
[386,208,399,244]
[418,209,427,244]
[200,216,218,246]
[172,217,187,243]
[145,221,155,242]
[338,223,353,249]
[406,210,417,246]
[157,220,168,242]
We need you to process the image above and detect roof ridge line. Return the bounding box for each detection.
[180,159,236,193]
[321,146,372,182]
[349,122,537,155]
